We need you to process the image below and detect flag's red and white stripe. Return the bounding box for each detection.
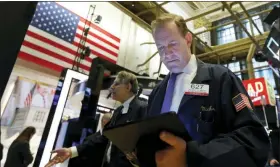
[24,86,35,107]
[24,92,32,107]
[18,5,120,74]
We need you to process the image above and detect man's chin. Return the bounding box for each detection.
[168,67,181,73]
[111,95,118,101]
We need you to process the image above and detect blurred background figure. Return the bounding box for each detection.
[32,84,49,108]
[4,126,36,167]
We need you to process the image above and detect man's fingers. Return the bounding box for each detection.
[159,131,186,149]
[44,154,69,167]
[45,161,56,167]
[50,150,58,154]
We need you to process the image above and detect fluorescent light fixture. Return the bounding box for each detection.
[39,69,88,167]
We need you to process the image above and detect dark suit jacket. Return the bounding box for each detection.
[268,128,280,162]
[74,131,106,167]
[76,97,147,167]
[4,140,33,167]
[147,59,270,167]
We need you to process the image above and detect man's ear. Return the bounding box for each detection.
[126,83,132,92]
[185,32,192,48]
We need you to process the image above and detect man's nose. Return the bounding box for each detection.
[164,45,173,57]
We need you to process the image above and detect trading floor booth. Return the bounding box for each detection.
[33,69,90,167]
[32,55,106,167]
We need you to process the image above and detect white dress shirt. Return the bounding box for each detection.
[70,95,135,159]
[169,54,198,113]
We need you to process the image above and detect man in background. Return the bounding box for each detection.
[32,85,49,108]
[46,71,147,167]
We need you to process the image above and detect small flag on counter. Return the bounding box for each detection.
[232,93,253,112]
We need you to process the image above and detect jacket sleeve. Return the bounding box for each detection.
[77,108,121,156]
[76,132,107,156]
[186,70,270,167]
[21,142,34,166]
[139,101,148,119]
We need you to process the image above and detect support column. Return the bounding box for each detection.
[246,44,256,79]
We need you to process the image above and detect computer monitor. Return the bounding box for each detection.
[263,19,280,67]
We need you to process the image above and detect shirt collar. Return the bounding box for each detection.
[182,54,197,74]
[122,95,135,108]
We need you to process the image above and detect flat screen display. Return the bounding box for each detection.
[263,23,280,66]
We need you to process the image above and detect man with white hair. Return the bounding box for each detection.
[45,71,147,167]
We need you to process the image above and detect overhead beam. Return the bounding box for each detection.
[152,1,169,14]
[212,40,266,58]
[218,41,266,56]
[238,2,262,35]
[184,6,223,22]
[194,8,272,35]
[136,2,169,16]
[201,41,266,61]
[233,65,269,74]
[222,2,262,51]
[184,2,239,22]
[213,42,265,59]
[197,32,268,58]
[188,29,220,57]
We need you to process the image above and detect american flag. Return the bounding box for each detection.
[18,2,120,74]
[232,93,253,112]
[24,84,37,107]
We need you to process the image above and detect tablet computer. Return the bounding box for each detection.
[103,112,191,153]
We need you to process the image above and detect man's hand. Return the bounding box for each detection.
[126,152,137,161]
[155,131,187,167]
[44,148,72,167]
[270,159,279,166]
[126,151,139,167]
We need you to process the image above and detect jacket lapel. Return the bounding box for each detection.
[127,97,140,120]
[179,59,212,109]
